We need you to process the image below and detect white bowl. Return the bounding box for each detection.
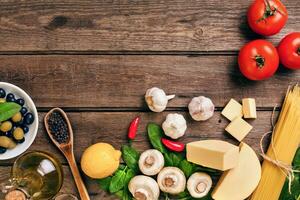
[0,82,38,160]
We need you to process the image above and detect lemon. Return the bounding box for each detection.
[81,143,121,179]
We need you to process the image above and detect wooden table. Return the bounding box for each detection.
[0,0,299,199]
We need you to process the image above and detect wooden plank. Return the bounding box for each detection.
[0,111,274,165]
[0,55,298,108]
[0,0,298,51]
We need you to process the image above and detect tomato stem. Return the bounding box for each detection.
[255,55,265,68]
[257,0,277,22]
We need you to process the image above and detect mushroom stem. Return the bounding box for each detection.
[196,182,207,193]
[144,156,155,167]
[164,176,177,187]
[134,189,148,200]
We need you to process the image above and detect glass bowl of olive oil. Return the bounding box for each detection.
[1,151,63,200]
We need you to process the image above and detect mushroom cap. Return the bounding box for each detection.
[145,87,168,112]
[188,96,214,121]
[128,175,160,200]
[187,172,212,198]
[162,113,187,139]
[157,167,186,194]
[139,149,165,176]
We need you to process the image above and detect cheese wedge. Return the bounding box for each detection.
[225,117,253,141]
[242,98,257,119]
[221,99,243,121]
[186,140,239,171]
[212,142,261,200]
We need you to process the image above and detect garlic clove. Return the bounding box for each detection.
[188,96,214,121]
[162,113,187,139]
[145,87,175,112]
[187,172,212,198]
[139,149,164,176]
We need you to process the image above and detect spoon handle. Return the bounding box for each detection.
[66,152,90,200]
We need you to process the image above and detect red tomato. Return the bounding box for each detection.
[247,0,288,36]
[238,40,279,80]
[278,32,300,69]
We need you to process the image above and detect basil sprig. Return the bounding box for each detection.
[0,102,21,122]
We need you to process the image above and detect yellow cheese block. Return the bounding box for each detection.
[221,99,243,121]
[186,140,239,171]
[212,142,261,200]
[225,117,253,142]
[242,98,257,119]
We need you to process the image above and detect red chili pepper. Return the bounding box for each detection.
[128,116,140,140]
[161,138,185,152]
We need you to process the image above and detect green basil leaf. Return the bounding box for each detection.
[115,190,123,199]
[122,188,133,200]
[122,145,140,173]
[165,152,183,167]
[0,102,21,122]
[147,123,168,153]
[179,159,197,178]
[124,169,135,186]
[109,169,127,193]
[293,148,300,167]
[97,177,112,192]
[280,147,300,200]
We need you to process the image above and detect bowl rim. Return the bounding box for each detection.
[0,82,39,160]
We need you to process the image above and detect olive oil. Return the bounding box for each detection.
[3,151,63,200]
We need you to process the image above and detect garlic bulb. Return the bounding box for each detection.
[162,113,187,139]
[188,96,214,121]
[145,87,175,112]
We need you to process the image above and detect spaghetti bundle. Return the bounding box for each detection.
[250,85,300,200]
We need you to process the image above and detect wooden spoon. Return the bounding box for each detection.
[44,108,90,200]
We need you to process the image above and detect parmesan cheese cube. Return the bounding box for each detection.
[221,99,243,121]
[242,98,257,119]
[225,117,253,142]
[187,140,239,171]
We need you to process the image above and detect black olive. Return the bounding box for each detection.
[6,130,13,138]
[0,147,6,154]
[16,98,25,106]
[6,93,15,102]
[20,107,28,115]
[16,137,25,144]
[24,113,34,125]
[0,88,6,98]
[22,125,29,134]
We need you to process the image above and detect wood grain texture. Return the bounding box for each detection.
[0,55,298,108]
[0,0,299,51]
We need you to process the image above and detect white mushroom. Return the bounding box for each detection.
[162,113,187,139]
[187,172,212,198]
[145,87,175,112]
[157,167,186,195]
[188,96,215,121]
[128,175,160,200]
[139,149,165,176]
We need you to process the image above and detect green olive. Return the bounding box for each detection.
[0,98,5,103]
[12,112,22,123]
[13,127,24,140]
[0,121,12,132]
[0,136,16,149]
